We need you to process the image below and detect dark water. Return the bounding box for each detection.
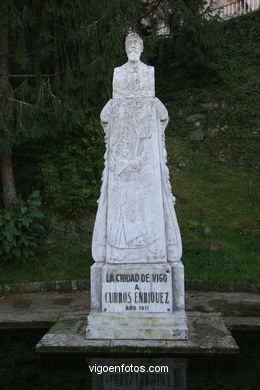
[0,330,259,390]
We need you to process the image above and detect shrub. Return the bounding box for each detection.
[40,119,104,216]
[0,190,45,262]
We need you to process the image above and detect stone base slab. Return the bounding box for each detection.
[36,312,239,355]
[86,311,188,340]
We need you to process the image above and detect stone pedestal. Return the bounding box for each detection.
[86,262,188,341]
[87,312,187,341]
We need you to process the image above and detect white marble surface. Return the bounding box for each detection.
[87,311,188,340]
[89,261,185,315]
[92,32,182,264]
[102,264,173,313]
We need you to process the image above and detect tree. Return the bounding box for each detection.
[0,0,145,207]
[139,0,217,79]
[0,0,216,208]
[172,0,216,75]
[0,30,17,205]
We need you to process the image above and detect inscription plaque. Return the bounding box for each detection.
[102,264,172,313]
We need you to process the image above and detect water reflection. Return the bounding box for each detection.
[88,358,187,390]
[1,331,259,390]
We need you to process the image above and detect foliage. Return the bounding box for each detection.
[166,138,260,288]
[142,0,217,82]
[0,190,45,262]
[0,226,93,284]
[170,0,217,76]
[1,0,218,206]
[161,10,260,171]
[0,0,145,206]
[0,0,145,155]
[40,119,104,216]
[0,0,219,152]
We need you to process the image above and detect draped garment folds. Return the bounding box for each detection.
[92,62,182,263]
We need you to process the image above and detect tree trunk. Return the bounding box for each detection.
[0,153,17,206]
[0,31,17,206]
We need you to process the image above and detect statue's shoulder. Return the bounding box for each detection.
[113,62,154,74]
[113,63,128,74]
[141,62,154,73]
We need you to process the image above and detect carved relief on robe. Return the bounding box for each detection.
[92,61,182,264]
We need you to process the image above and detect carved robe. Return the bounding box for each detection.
[92,61,182,263]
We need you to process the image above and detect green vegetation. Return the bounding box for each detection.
[0,190,45,261]
[159,11,260,288]
[169,139,259,287]
[0,0,146,206]
[0,228,92,284]
[40,119,104,216]
[0,9,259,290]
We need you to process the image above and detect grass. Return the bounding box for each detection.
[167,138,260,289]
[0,228,93,284]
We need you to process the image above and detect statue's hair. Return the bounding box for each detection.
[125,32,143,51]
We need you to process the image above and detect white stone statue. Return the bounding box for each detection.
[92,32,182,264]
[87,34,187,342]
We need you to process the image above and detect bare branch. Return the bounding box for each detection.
[6,97,32,106]
[81,16,105,32]
[0,71,64,78]
[138,0,165,23]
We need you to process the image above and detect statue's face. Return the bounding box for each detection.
[125,37,143,62]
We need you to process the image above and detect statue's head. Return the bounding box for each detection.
[125,32,143,62]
